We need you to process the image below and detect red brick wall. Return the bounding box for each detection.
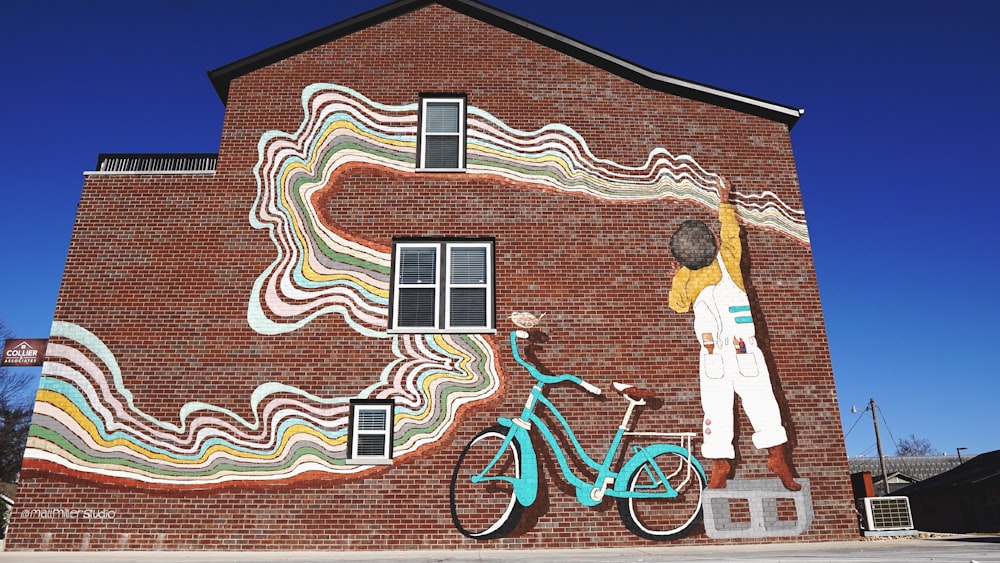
[7,4,857,550]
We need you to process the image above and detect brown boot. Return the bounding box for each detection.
[767,446,802,491]
[708,459,731,489]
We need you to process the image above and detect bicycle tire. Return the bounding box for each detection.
[617,450,705,541]
[449,425,525,540]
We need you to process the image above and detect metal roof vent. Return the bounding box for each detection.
[95,153,217,173]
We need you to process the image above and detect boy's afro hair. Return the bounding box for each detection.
[670,220,717,270]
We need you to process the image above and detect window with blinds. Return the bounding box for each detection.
[391,240,494,333]
[418,96,466,170]
[396,246,439,328]
[346,400,394,465]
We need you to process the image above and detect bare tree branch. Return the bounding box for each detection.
[896,433,938,456]
[0,315,37,483]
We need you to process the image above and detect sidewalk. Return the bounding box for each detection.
[1,535,999,563]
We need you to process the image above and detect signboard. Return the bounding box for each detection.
[2,339,48,367]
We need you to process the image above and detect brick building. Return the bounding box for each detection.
[7,0,858,551]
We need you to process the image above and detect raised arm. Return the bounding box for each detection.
[717,175,731,204]
[717,176,745,290]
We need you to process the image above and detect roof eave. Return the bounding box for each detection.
[207,0,431,103]
[207,0,804,129]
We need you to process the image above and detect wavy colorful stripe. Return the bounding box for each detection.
[23,322,501,487]
[248,82,808,336]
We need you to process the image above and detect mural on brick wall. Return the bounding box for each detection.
[25,81,814,540]
[29,322,500,486]
[669,177,799,492]
[450,175,815,542]
[450,321,710,541]
[667,177,814,538]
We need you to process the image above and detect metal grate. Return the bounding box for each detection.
[95,153,217,173]
[861,496,914,530]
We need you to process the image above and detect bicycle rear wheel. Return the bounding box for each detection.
[617,450,705,541]
[449,425,525,539]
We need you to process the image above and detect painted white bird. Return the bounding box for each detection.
[509,311,545,329]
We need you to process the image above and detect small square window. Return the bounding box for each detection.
[390,240,494,333]
[346,400,394,465]
[418,96,466,171]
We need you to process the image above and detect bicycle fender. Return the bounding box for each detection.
[613,444,706,493]
[497,418,539,506]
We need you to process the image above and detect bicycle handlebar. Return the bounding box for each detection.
[578,379,602,395]
[509,331,602,395]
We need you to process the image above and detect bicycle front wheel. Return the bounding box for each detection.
[449,425,525,540]
[617,450,705,541]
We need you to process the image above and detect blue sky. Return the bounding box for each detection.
[2,0,997,457]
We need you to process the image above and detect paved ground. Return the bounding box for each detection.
[1,535,999,563]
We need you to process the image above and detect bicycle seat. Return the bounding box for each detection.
[612,382,656,401]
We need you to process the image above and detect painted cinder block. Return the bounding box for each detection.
[703,479,815,538]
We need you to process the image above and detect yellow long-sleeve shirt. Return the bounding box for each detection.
[668,203,745,314]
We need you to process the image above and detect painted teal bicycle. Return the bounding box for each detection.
[449,329,707,541]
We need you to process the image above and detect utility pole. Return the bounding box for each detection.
[870,397,889,495]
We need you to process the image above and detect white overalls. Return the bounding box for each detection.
[693,253,787,460]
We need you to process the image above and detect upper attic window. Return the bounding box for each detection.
[417,95,466,171]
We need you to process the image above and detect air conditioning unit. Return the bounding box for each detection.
[859,496,914,531]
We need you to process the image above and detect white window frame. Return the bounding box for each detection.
[390,240,495,334]
[393,243,442,330]
[416,96,466,172]
[346,400,394,465]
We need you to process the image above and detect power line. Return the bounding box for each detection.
[878,404,898,454]
[844,409,867,438]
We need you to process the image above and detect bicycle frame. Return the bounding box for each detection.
[471,331,702,508]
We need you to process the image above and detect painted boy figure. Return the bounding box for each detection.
[668,177,800,491]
